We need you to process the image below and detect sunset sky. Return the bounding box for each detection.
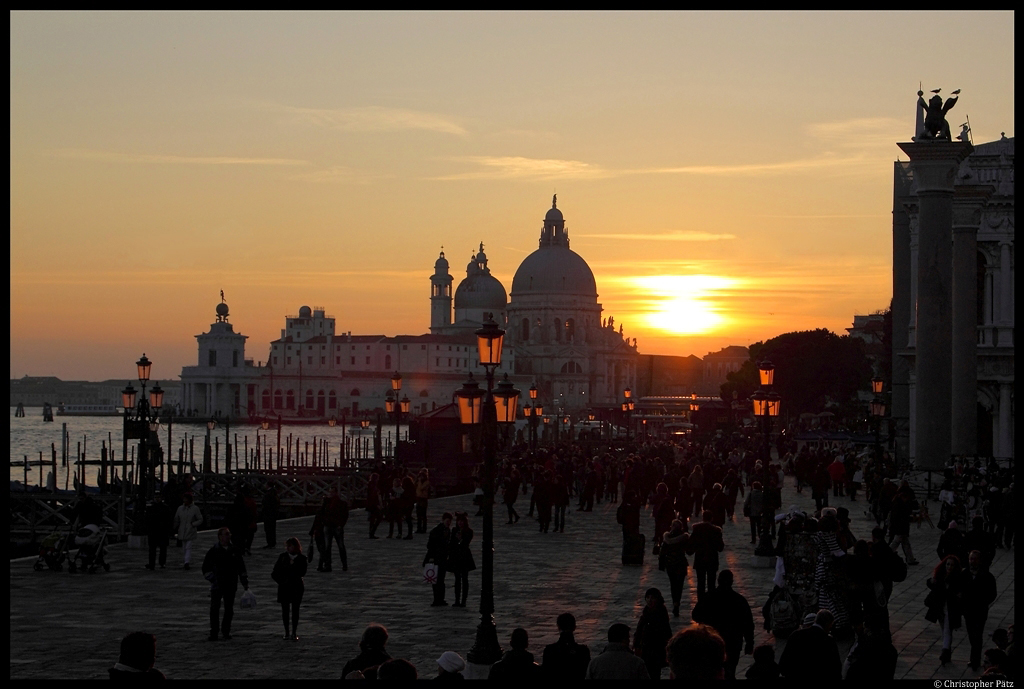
[10,11,1015,381]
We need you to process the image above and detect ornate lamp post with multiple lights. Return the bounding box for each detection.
[120,355,164,530]
[751,359,781,556]
[622,387,634,440]
[455,318,518,675]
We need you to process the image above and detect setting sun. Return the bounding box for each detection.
[629,275,740,335]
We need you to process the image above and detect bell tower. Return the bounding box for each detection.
[430,249,453,333]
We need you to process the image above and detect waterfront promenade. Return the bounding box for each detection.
[10,476,1014,680]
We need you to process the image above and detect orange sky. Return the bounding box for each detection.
[10,11,1014,381]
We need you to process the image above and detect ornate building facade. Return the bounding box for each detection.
[892,134,1014,463]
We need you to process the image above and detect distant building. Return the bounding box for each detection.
[701,345,749,394]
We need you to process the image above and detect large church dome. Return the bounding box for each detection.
[511,196,597,298]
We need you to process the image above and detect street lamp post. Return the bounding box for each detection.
[752,359,780,557]
[120,355,164,534]
[455,318,517,675]
[622,388,634,441]
[870,377,886,466]
[528,384,539,452]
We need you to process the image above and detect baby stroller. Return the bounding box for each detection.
[33,528,73,572]
[68,524,111,574]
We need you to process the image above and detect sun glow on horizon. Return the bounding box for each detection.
[628,275,741,336]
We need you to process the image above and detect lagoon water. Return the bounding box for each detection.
[9,407,400,489]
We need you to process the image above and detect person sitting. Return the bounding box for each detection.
[108,631,166,679]
[341,624,391,680]
[435,651,466,680]
[541,612,590,681]
[586,623,650,680]
[665,624,727,680]
[376,658,417,680]
[487,628,541,680]
[744,644,780,680]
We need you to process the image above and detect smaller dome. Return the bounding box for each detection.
[298,305,312,317]
[216,303,229,317]
[545,206,563,223]
[434,250,449,271]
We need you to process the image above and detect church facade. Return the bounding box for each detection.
[180,197,638,419]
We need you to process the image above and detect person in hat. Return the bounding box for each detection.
[801,613,817,628]
[435,651,466,679]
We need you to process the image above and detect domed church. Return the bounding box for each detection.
[507,196,637,411]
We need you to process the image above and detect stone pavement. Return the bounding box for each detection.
[9,476,1014,679]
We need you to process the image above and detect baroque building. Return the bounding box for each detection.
[181,197,637,419]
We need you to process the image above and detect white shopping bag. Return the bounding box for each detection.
[240,589,257,609]
[423,562,438,585]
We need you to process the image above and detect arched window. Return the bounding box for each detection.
[385,354,392,369]
[286,390,295,409]
[328,390,337,409]
[565,318,575,341]
[521,318,530,340]
[350,388,361,397]
[554,318,562,342]
[560,361,583,374]
[419,390,429,397]
[305,390,314,409]
[262,390,271,410]
[317,389,325,412]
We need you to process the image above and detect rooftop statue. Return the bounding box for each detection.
[917,88,960,141]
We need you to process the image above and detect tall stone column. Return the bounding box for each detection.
[998,381,1012,461]
[950,185,992,457]
[997,241,1014,347]
[891,162,914,465]
[897,141,973,469]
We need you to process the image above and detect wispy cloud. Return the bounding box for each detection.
[806,117,906,149]
[432,156,611,181]
[577,231,736,242]
[287,165,389,184]
[280,105,467,135]
[45,149,308,166]
[434,152,879,182]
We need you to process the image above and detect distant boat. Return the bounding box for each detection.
[56,403,121,417]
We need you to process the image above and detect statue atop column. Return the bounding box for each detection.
[917,88,961,141]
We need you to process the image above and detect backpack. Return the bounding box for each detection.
[769,587,800,638]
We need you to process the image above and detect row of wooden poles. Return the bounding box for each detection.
[14,426,404,492]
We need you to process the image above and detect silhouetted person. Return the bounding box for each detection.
[541,612,591,681]
[665,624,726,680]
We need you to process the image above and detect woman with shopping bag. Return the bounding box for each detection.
[272,537,308,641]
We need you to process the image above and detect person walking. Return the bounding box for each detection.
[541,612,590,681]
[812,508,852,633]
[585,623,650,680]
[925,554,964,665]
[323,487,349,572]
[651,482,674,550]
[201,527,249,641]
[386,477,405,538]
[687,510,724,601]
[743,481,764,545]
[365,473,383,539]
[534,471,553,533]
[504,469,521,524]
[261,485,280,549]
[778,609,842,681]
[309,498,329,572]
[960,550,998,670]
[658,519,689,617]
[172,493,203,570]
[634,587,673,679]
[888,481,920,565]
[688,465,705,518]
[400,474,416,538]
[144,492,172,570]
[414,469,431,534]
[271,536,308,640]
[447,512,475,608]
[552,474,569,533]
[424,512,453,606]
[691,570,755,680]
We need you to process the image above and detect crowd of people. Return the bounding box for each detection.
[97,428,1013,680]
